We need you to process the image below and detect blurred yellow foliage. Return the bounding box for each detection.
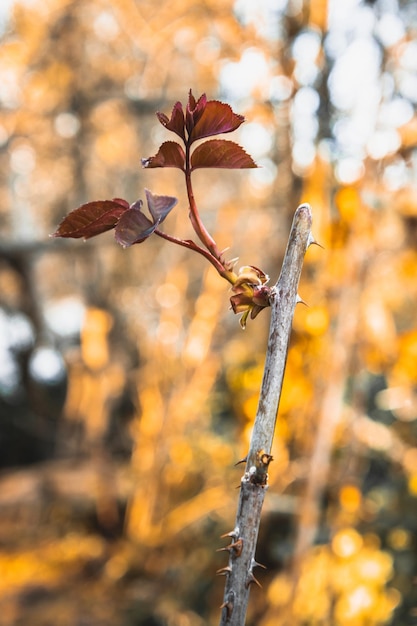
[1,0,417,624]
[81,307,113,370]
[335,186,360,223]
[263,536,397,626]
[339,484,362,514]
[0,533,105,595]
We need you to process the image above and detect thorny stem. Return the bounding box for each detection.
[218,204,314,626]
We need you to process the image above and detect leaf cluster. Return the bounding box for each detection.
[52,91,270,327]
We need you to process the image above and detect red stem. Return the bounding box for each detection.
[154,229,229,277]
[184,144,221,259]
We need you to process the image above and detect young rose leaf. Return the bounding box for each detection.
[190,101,245,143]
[114,207,155,247]
[144,189,178,223]
[51,199,130,239]
[190,140,257,170]
[156,101,186,141]
[115,191,178,248]
[141,141,186,170]
[111,198,130,209]
[186,91,207,137]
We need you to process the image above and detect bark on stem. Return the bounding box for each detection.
[218,204,313,626]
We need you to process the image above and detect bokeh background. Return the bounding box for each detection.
[1,0,417,624]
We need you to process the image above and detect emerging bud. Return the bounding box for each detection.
[230,266,271,328]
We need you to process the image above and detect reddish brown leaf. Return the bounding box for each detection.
[190,101,245,142]
[141,141,186,170]
[111,198,130,209]
[190,140,257,170]
[156,102,185,141]
[186,91,207,136]
[51,200,129,239]
[144,189,178,222]
[114,208,154,247]
[114,190,178,247]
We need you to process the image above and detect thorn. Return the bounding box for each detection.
[216,566,232,576]
[307,232,324,249]
[235,455,247,466]
[224,256,239,272]
[217,538,243,557]
[220,527,239,540]
[231,538,243,557]
[246,572,262,589]
[296,294,308,306]
[251,558,267,570]
[220,593,234,621]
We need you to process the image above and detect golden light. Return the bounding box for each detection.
[387,527,412,551]
[81,307,113,371]
[332,528,363,558]
[339,484,362,513]
[304,305,330,336]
